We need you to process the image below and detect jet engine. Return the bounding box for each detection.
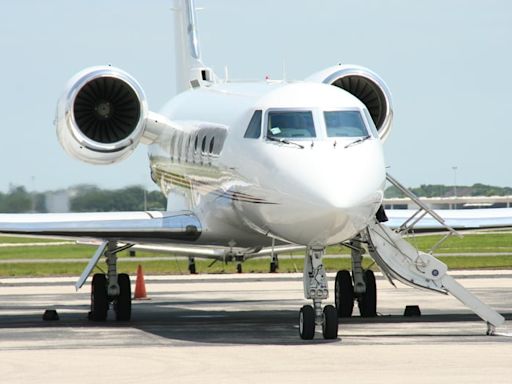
[307,65,393,141]
[55,66,148,164]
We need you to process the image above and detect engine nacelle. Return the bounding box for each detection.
[55,66,148,164]
[306,65,393,141]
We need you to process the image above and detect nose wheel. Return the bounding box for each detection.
[299,247,339,340]
[299,305,315,339]
[299,304,338,340]
[322,305,338,339]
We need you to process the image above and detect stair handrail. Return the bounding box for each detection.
[386,173,462,252]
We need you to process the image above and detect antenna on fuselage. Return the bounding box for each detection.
[173,0,217,93]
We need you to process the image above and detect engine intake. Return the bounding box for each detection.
[56,66,148,164]
[307,65,393,141]
[73,76,141,144]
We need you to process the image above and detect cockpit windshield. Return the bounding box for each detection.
[267,111,316,139]
[324,110,368,137]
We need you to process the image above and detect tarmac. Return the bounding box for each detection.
[0,271,511,383]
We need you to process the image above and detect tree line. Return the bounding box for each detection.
[0,185,166,213]
[2,183,512,213]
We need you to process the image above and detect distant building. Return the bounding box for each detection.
[44,190,70,213]
[384,196,512,210]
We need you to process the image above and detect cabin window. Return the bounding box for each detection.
[209,137,215,153]
[267,111,315,138]
[201,136,207,153]
[324,110,368,137]
[244,110,262,139]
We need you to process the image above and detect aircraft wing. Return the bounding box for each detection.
[0,211,201,243]
[386,207,512,231]
[0,210,304,262]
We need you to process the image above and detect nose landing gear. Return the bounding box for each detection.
[299,247,339,340]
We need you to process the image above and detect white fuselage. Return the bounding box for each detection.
[148,81,386,248]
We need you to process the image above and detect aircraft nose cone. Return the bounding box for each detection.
[254,140,386,246]
[304,180,383,244]
[274,144,385,245]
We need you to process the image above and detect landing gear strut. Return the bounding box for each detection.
[88,241,132,322]
[299,247,338,340]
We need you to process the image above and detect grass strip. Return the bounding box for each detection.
[1,233,512,277]
[1,256,511,278]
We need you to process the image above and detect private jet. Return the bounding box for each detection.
[0,0,504,339]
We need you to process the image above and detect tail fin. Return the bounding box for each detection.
[173,0,216,93]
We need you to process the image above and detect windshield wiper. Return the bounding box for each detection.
[267,136,304,149]
[344,135,371,148]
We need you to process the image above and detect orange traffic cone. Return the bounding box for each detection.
[134,264,149,300]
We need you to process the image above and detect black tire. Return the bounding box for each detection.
[115,273,131,321]
[322,305,338,339]
[236,264,242,274]
[270,261,278,273]
[90,273,108,321]
[358,269,377,317]
[299,305,315,340]
[189,262,197,275]
[335,270,354,318]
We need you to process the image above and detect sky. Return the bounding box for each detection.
[1,0,511,192]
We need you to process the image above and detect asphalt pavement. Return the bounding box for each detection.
[0,271,511,383]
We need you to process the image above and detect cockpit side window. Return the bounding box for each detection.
[324,111,368,137]
[244,110,262,139]
[362,108,379,138]
[267,111,315,138]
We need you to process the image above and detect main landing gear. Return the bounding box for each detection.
[299,247,338,340]
[334,237,377,319]
[89,241,132,322]
[188,256,197,274]
[270,253,279,273]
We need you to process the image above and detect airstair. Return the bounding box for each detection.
[363,174,505,333]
